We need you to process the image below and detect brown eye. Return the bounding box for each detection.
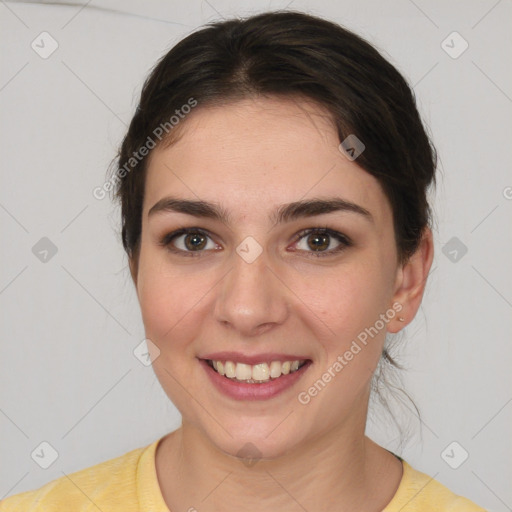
[306,232,330,251]
[183,232,208,251]
[293,228,352,257]
[160,228,217,256]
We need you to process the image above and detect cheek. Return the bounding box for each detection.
[296,261,394,400]
[136,253,207,343]
[296,259,392,341]
[293,264,393,415]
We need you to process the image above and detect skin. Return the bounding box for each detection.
[129,96,434,512]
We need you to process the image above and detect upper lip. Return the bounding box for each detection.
[200,352,311,365]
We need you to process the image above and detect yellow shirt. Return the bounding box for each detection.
[0,437,487,511]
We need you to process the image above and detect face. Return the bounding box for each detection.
[132,96,407,459]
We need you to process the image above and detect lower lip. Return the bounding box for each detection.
[199,359,312,401]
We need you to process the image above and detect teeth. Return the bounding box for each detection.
[252,363,270,381]
[269,361,281,378]
[235,363,252,380]
[224,361,236,378]
[209,359,306,382]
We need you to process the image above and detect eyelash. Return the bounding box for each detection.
[158,226,353,258]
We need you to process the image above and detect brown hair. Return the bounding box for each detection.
[107,10,437,442]
[109,10,436,266]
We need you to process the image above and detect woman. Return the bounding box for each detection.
[0,10,487,512]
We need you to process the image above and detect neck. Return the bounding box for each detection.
[155,409,402,512]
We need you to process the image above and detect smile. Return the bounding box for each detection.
[199,357,312,401]
[207,359,308,383]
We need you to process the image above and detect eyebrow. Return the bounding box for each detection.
[148,196,374,225]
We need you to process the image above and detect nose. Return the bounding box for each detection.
[214,246,290,337]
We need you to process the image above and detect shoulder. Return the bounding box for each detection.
[0,443,151,512]
[384,460,487,512]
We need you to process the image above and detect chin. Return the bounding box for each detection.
[200,417,306,463]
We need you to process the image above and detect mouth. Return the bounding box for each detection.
[204,358,309,383]
[199,356,312,401]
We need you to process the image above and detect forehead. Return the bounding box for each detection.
[143,97,392,228]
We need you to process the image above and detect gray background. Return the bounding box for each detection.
[1,0,511,509]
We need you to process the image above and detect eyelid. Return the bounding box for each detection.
[158,227,218,256]
[290,227,352,257]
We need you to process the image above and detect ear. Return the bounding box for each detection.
[387,227,434,333]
